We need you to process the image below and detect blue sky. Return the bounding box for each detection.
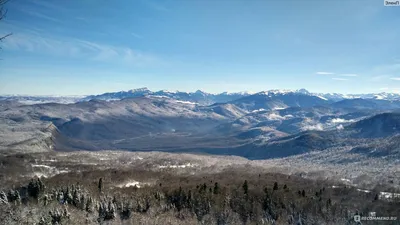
[0,0,399,95]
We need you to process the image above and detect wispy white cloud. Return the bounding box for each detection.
[390,77,400,81]
[28,0,62,11]
[3,33,166,66]
[131,32,143,39]
[332,78,348,81]
[391,89,400,94]
[15,2,63,23]
[371,63,400,75]
[339,74,358,77]
[369,75,390,81]
[379,87,389,91]
[316,72,335,75]
[25,11,62,23]
[75,17,90,23]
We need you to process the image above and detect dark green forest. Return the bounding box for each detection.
[1,168,399,225]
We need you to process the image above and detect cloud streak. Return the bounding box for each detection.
[316,71,359,81]
[370,75,390,81]
[316,72,335,75]
[3,33,165,67]
[332,78,348,81]
[24,11,62,23]
[371,63,400,75]
[131,32,143,39]
[339,74,358,77]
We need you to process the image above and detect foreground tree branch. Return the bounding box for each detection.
[0,0,11,45]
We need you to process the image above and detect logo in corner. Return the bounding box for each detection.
[384,0,400,6]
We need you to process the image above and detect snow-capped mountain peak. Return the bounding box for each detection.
[257,89,311,96]
[5,88,400,106]
[219,91,254,96]
[195,90,208,96]
[296,88,310,95]
[160,90,179,94]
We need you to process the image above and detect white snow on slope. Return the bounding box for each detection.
[357,189,370,193]
[117,180,150,188]
[379,191,400,199]
[267,113,285,120]
[30,164,70,178]
[316,96,328,100]
[158,163,196,169]
[252,108,267,113]
[330,118,354,124]
[174,100,198,105]
[301,123,324,131]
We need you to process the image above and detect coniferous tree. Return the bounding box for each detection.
[98,178,103,193]
[374,193,379,201]
[213,182,220,195]
[0,190,7,204]
[327,198,332,207]
[243,180,248,195]
[273,182,279,191]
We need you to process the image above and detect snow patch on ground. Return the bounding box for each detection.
[265,113,293,121]
[301,123,323,131]
[379,191,400,199]
[252,108,267,113]
[116,180,150,188]
[45,159,58,162]
[316,96,328,101]
[330,118,354,124]
[150,95,169,99]
[31,164,70,178]
[340,178,351,183]
[174,100,197,105]
[357,189,370,193]
[336,124,344,130]
[33,172,49,178]
[267,113,284,120]
[259,89,294,96]
[32,164,54,169]
[158,163,196,169]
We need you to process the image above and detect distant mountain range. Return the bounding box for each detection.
[3,88,400,105]
[80,88,254,106]
[2,87,400,162]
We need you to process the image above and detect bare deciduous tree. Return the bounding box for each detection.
[0,0,12,45]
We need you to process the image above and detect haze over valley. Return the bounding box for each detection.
[1,88,400,188]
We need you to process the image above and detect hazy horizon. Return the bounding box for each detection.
[2,86,400,97]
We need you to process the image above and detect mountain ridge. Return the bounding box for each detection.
[4,88,400,105]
